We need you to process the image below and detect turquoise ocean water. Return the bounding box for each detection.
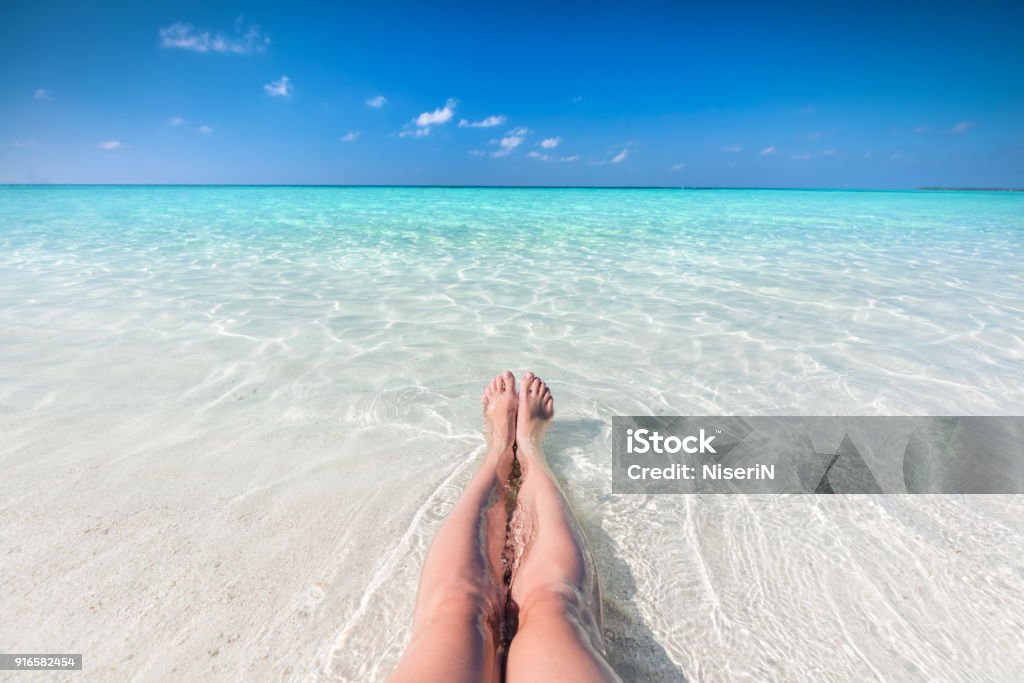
[1,186,1023,680]
[3,186,1022,415]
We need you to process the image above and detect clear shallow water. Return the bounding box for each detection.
[1,187,1023,681]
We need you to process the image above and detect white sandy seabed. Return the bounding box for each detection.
[2,188,1024,681]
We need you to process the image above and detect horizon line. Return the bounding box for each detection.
[2,183,1023,192]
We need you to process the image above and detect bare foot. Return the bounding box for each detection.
[481,370,517,455]
[516,371,554,458]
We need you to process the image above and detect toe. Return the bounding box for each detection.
[501,370,516,395]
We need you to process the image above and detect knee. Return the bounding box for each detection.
[419,578,500,627]
[515,583,607,657]
[517,581,589,627]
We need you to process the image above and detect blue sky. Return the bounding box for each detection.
[2,1,1022,187]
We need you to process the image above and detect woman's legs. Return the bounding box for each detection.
[505,372,621,682]
[388,371,518,683]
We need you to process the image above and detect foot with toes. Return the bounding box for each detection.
[515,371,554,459]
[481,370,518,456]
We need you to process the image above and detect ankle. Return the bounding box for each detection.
[485,442,514,464]
[514,440,544,462]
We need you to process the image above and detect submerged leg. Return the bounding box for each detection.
[505,372,621,683]
[388,371,519,683]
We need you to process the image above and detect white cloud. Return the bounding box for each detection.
[759,146,777,155]
[458,115,506,128]
[399,128,431,138]
[401,99,457,137]
[540,137,561,149]
[416,98,457,127]
[913,124,930,133]
[12,140,35,148]
[527,150,571,162]
[488,127,531,156]
[340,131,360,142]
[792,149,839,160]
[807,131,825,140]
[34,88,51,100]
[159,21,269,54]
[592,148,631,166]
[721,144,742,153]
[950,121,974,135]
[264,76,292,97]
[572,95,583,103]
[366,95,388,108]
[493,134,524,157]
[197,125,213,134]
[468,149,488,156]
[669,163,685,171]
[169,116,185,126]
[97,140,122,150]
